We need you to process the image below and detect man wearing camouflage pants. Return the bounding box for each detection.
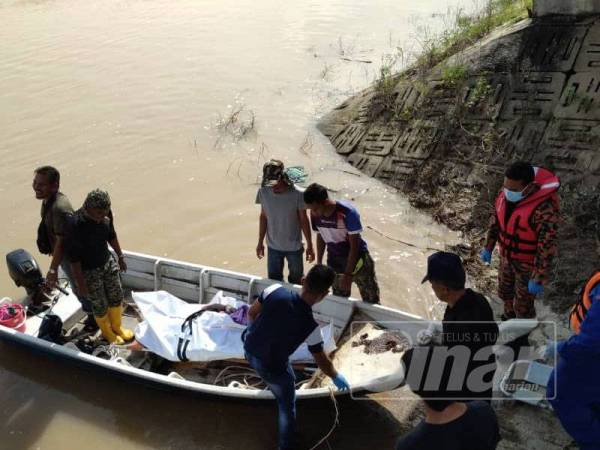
[480,161,560,319]
[303,183,380,304]
[66,189,133,344]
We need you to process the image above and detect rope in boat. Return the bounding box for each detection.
[213,365,258,386]
[214,366,341,448]
[308,387,339,450]
[214,365,315,388]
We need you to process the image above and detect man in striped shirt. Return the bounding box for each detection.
[303,183,380,304]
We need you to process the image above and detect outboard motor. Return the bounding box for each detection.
[6,249,45,304]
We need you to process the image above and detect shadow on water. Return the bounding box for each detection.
[0,342,402,450]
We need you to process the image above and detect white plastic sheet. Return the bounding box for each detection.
[133,290,336,362]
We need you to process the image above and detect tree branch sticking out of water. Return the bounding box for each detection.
[213,103,256,149]
[298,133,314,156]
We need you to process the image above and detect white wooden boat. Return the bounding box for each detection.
[16,250,550,401]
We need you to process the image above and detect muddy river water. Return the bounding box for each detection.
[1,0,474,448]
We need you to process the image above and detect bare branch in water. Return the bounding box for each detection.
[213,103,256,149]
[298,133,314,156]
[340,57,372,64]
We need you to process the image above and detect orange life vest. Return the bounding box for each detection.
[570,271,600,334]
[495,167,560,262]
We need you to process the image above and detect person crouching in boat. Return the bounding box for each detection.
[65,189,133,345]
[243,264,350,450]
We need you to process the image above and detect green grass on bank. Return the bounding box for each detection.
[371,0,531,119]
[418,0,532,69]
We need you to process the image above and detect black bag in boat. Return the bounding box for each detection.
[38,314,65,344]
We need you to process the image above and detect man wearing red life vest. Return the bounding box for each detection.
[480,161,560,319]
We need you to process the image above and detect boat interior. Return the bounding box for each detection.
[9,251,418,392]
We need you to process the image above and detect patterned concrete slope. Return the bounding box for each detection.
[319,17,600,188]
[318,15,600,313]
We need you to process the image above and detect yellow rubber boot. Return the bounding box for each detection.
[108,305,134,342]
[95,314,125,345]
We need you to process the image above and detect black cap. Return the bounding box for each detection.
[421,251,466,285]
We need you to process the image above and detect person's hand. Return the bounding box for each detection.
[538,339,558,361]
[332,373,350,391]
[118,256,127,272]
[340,274,352,294]
[416,329,433,345]
[305,245,315,263]
[528,280,544,295]
[479,248,492,265]
[416,321,442,346]
[45,269,58,289]
[256,243,265,259]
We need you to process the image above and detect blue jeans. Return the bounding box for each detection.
[246,352,296,450]
[267,247,303,285]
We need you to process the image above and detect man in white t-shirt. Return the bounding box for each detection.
[255,160,314,284]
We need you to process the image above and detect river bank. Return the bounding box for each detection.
[317,1,600,447]
[318,0,599,322]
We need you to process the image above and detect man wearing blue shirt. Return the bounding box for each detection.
[244,264,350,450]
[547,272,600,449]
[303,183,380,304]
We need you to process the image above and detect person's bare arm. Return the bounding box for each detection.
[46,236,65,288]
[340,234,360,293]
[316,233,326,265]
[248,299,263,323]
[70,261,89,298]
[298,209,314,262]
[312,351,338,378]
[109,237,127,272]
[257,208,267,259]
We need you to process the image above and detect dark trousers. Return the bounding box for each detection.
[329,252,380,303]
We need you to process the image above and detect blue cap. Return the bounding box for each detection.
[421,251,466,285]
